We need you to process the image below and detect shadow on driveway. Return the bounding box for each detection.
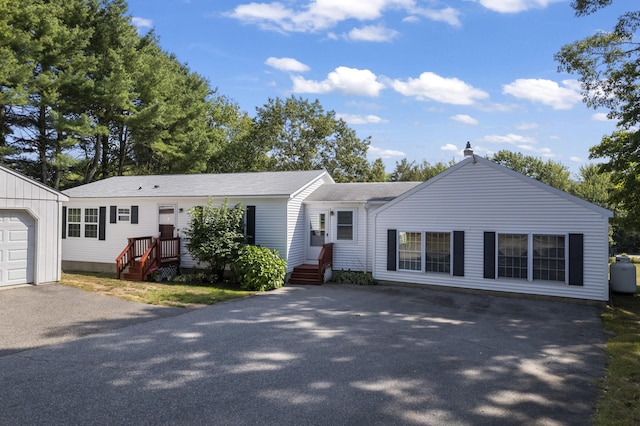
[0,284,605,425]
[0,283,186,357]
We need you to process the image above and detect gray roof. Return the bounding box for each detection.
[63,170,329,199]
[305,182,422,203]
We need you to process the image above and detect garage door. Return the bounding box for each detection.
[0,210,35,286]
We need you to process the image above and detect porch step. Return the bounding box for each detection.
[289,264,322,285]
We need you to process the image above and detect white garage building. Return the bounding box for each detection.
[0,165,68,287]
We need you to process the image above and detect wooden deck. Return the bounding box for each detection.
[116,236,180,281]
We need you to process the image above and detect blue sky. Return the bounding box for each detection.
[126,0,626,176]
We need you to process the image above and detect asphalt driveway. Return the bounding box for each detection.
[0,284,605,425]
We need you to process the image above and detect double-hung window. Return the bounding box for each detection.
[84,208,99,238]
[425,232,451,273]
[533,235,565,282]
[336,211,354,240]
[498,234,528,279]
[67,208,81,238]
[398,231,422,271]
[118,208,130,222]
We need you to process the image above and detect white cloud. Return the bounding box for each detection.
[131,17,153,29]
[592,112,612,121]
[347,25,399,42]
[516,122,538,130]
[570,156,583,163]
[292,66,385,97]
[483,133,536,144]
[337,114,388,124]
[265,57,310,72]
[451,114,479,125]
[409,7,461,27]
[392,72,489,105]
[478,0,563,14]
[226,0,461,33]
[369,145,406,158]
[441,143,460,152]
[503,79,582,110]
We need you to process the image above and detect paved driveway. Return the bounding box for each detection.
[0,284,605,425]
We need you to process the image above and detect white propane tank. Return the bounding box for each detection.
[610,255,637,294]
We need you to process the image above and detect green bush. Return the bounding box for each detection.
[231,245,287,291]
[331,270,376,285]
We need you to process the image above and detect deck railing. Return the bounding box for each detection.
[116,236,153,279]
[317,243,333,283]
[116,236,181,280]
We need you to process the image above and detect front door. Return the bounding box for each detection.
[158,205,176,239]
[307,210,328,263]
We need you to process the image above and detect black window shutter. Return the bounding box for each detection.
[568,233,584,286]
[110,206,117,223]
[387,229,397,271]
[131,206,139,224]
[99,206,106,241]
[453,231,465,276]
[62,206,67,239]
[484,232,496,279]
[246,206,256,245]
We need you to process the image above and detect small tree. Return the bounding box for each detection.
[185,199,246,281]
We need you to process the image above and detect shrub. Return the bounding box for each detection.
[184,199,246,281]
[331,270,376,285]
[231,245,286,291]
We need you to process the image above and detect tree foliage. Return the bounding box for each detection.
[252,96,373,182]
[490,150,573,192]
[389,158,453,182]
[184,199,246,281]
[556,1,640,229]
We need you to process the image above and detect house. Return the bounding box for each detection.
[60,147,613,301]
[0,165,69,287]
[372,151,613,302]
[61,170,332,277]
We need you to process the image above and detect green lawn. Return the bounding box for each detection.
[60,271,254,308]
[594,267,640,425]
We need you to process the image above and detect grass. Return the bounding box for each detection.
[60,271,255,308]
[594,268,640,426]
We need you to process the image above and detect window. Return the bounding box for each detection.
[84,208,98,238]
[492,233,567,282]
[426,232,450,273]
[498,234,528,279]
[68,208,81,238]
[336,211,353,240]
[533,235,565,282]
[118,208,130,222]
[398,231,422,271]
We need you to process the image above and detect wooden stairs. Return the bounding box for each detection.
[288,243,333,285]
[116,236,180,281]
[289,264,323,285]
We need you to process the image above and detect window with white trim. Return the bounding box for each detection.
[118,208,130,222]
[336,210,354,240]
[426,232,451,273]
[498,234,528,279]
[533,235,565,282]
[84,208,98,238]
[67,208,81,238]
[398,231,422,271]
[496,233,567,282]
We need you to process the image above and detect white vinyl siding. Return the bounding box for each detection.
[374,159,611,301]
[0,166,68,285]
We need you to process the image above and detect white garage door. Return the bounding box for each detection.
[0,210,35,286]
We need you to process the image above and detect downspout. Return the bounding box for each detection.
[364,203,368,272]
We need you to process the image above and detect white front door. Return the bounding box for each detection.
[307,210,328,263]
[0,210,35,286]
